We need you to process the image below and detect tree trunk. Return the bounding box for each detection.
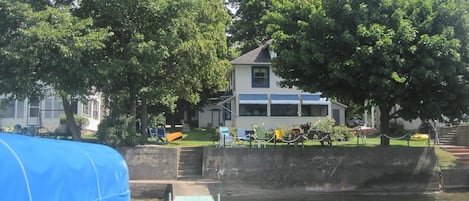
[140,98,148,144]
[128,78,138,141]
[379,106,391,146]
[61,95,81,141]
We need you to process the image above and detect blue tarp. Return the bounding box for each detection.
[0,133,130,201]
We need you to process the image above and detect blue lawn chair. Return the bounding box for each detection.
[156,127,167,143]
[236,129,251,144]
[218,126,233,147]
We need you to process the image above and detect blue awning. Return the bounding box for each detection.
[271,94,299,104]
[239,94,268,104]
[301,94,329,105]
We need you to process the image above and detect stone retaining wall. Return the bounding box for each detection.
[118,146,178,180]
[118,146,440,193]
[203,147,439,193]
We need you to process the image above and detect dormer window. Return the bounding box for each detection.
[252,66,269,88]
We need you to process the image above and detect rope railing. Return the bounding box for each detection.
[379,133,411,140]
[231,129,428,148]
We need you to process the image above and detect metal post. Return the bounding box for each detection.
[274,133,277,146]
[407,134,410,147]
[218,193,221,201]
[169,192,172,201]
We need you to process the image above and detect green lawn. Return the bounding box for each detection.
[83,128,456,167]
[141,128,432,148]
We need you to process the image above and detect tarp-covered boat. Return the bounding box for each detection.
[0,133,130,201]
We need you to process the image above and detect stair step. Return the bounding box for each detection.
[452,153,469,157]
[178,147,203,178]
[177,175,202,180]
[178,169,202,174]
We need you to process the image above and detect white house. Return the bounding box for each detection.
[0,94,102,132]
[198,42,347,130]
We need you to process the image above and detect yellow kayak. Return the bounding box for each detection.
[411,133,429,141]
[167,132,183,142]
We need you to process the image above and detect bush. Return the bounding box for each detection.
[333,126,355,141]
[59,114,89,128]
[96,115,138,147]
[309,117,335,133]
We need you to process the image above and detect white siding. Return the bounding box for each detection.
[233,64,301,94]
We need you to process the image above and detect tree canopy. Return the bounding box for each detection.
[264,0,469,144]
[228,0,272,54]
[77,0,231,144]
[0,1,109,141]
[1,0,230,144]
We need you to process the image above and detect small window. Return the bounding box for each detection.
[251,66,269,88]
[53,98,64,118]
[45,98,53,118]
[301,105,328,116]
[0,99,15,118]
[29,100,40,118]
[92,100,99,120]
[239,104,267,116]
[271,104,298,116]
[16,101,24,118]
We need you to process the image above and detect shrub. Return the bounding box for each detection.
[59,114,89,128]
[96,115,138,147]
[333,126,355,141]
[310,117,335,133]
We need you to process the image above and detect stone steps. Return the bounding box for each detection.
[441,145,469,167]
[177,147,203,179]
[438,130,457,145]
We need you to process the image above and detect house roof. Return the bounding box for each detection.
[231,43,271,65]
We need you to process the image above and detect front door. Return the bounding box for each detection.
[332,109,340,126]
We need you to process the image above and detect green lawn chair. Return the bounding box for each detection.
[254,127,268,148]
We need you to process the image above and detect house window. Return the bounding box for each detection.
[82,100,90,117]
[223,102,231,120]
[45,98,53,118]
[16,101,24,118]
[271,104,298,116]
[239,104,267,116]
[92,100,99,120]
[29,100,40,118]
[252,66,269,88]
[239,94,268,116]
[270,94,299,116]
[301,105,328,116]
[53,98,64,118]
[0,99,15,118]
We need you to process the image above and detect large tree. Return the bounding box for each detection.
[264,0,469,145]
[228,0,272,54]
[77,0,231,144]
[0,1,109,141]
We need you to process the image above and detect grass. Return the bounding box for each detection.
[84,128,456,168]
[435,146,458,168]
[154,129,430,148]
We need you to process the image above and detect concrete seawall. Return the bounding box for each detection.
[119,146,179,180]
[203,147,439,193]
[119,146,441,194]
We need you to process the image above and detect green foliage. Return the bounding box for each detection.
[264,0,469,135]
[59,114,89,128]
[333,126,355,141]
[148,113,166,128]
[228,0,272,54]
[96,115,138,147]
[310,117,335,133]
[388,122,411,137]
[76,0,231,139]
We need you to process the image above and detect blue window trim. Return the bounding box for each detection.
[251,66,270,88]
